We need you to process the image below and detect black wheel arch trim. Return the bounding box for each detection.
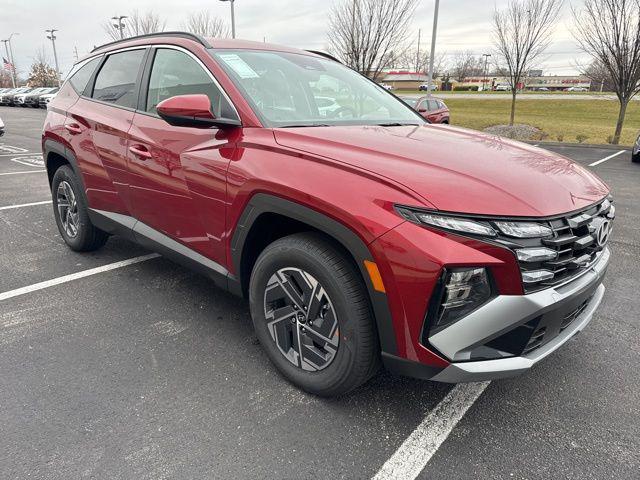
[230,193,398,356]
[43,139,85,192]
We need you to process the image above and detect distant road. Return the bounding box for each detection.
[399,92,627,101]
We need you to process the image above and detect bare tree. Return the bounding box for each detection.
[579,59,615,92]
[493,0,563,125]
[103,10,166,40]
[181,11,231,38]
[328,0,419,80]
[27,49,58,87]
[572,0,640,144]
[451,50,480,83]
[395,47,447,77]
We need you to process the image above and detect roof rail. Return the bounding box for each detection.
[91,31,211,53]
[305,50,342,64]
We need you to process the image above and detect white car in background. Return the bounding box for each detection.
[39,92,57,108]
[566,86,588,92]
[495,84,510,91]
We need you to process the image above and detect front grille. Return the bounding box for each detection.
[495,199,614,293]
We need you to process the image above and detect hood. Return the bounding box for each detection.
[273,124,609,217]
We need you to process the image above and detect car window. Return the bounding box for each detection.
[427,100,438,111]
[212,49,424,127]
[68,57,101,95]
[146,48,235,118]
[92,49,145,108]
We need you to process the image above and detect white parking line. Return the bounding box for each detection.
[0,170,45,176]
[589,150,626,167]
[0,254,160,302]
[373,381,490,480]
[0,200,52,211]
[0,152,34,157]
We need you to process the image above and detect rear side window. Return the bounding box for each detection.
[145,48,235,118]
[92,49,146,108]
[68,57,101,94]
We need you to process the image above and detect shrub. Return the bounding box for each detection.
[606,135,615,144]
[453,85,479,91]
[576,134,589,143]
[557,134,564,142]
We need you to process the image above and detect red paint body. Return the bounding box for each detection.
[42,37,610,369]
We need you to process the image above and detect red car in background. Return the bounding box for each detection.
[400,95,450,124]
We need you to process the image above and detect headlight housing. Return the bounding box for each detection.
[427,267,494,334]
[396,207,497,237]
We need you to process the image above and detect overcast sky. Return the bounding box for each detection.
[0,0,590,79]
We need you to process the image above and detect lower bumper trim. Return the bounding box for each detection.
[430,283,605,383]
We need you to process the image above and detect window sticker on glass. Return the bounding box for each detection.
[218,54,260,79]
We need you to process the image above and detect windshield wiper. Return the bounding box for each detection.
[280,123,333,128]
[374,122,420,127]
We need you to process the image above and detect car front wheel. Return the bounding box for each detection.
[249,232,379,396]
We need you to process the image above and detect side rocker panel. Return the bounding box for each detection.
[230,193,398,356]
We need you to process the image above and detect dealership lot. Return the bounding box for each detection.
[1,106,638,479]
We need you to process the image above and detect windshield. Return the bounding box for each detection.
[400,97,418,108]
[211,49,425,128]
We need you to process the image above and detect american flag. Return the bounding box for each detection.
[3,57,14,71]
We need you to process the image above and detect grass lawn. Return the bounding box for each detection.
[443,98,640,145]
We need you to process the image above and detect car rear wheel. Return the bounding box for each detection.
[249,232,379,396]
[52,165,109,252]
[632,152,640,163]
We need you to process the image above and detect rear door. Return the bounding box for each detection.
[64,48,147,214]
[126,46,239,264]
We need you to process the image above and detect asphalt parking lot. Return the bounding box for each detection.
[1,106,638,479]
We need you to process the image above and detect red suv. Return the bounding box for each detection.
[401,95,450,124]
[43,33,613,396]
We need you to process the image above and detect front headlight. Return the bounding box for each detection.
[396,207,496,237]
[493,221,552,238]
[429,267,493,334]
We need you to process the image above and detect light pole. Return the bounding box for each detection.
[46,29,61,87]
[112,16,128,40]
[426,0,440,96]
[1,40,15,88]
[482,53,491,92]
[1,33,18,88]
[220,0,236,39]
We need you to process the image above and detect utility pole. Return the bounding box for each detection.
[416,29,421,73]
[220,0,236,39]
[46,29,61,86]
[1,39,15,88]
[482,53,491,92]
[73,46,79,62]
[112,16,128,39]
[426,0,440,96]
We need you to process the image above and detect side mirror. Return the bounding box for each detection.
[418,108,428,113]
[156,94,241,129]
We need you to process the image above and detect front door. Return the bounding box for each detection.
[127,47,239,264]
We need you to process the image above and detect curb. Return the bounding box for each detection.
[523,140,632,151]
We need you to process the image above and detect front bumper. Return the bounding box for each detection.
[429,247,609,382]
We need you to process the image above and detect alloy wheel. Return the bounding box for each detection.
[56,180,80,238]
[263,268,339,371]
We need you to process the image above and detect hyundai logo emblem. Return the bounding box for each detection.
[595,219,612,248]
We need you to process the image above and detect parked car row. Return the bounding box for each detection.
[0,86,58,108]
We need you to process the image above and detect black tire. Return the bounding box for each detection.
[249,232,379,397]
[51,165,109,252]
[632,153,640,164]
